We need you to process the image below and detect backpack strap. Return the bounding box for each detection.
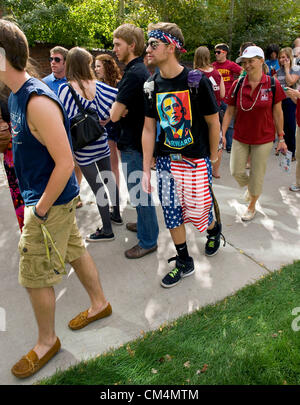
[67,84,86,114]
[231,75,276,105]
[143,72,159,110]
[231,75,245,103]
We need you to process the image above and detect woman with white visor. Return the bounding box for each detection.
[222,46,287,221]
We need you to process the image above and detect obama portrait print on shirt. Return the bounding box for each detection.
[157,90,193,150]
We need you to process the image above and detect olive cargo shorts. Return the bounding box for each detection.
[18,197,86,289]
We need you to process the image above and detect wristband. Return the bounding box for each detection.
[277,133,285,138]
[278,139,286,143]
[33,206,48,221]
[210,158,218,164]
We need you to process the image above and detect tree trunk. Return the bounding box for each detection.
[119,0,125,23]
[228,0,235,57]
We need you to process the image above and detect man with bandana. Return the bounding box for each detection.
[142,22,224,288]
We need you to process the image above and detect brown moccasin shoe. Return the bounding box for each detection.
[11,337,61,379]
[68,302,112,330]
[125,244,157,259]
[126,222,137,232]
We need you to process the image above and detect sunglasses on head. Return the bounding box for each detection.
[49,57,62,63]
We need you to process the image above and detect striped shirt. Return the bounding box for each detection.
[58,81,118,166]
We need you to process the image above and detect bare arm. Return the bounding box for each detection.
[110,101,128,122]
[142,116,156,193]
[0,116,10,154]
[27,95,75,217]
[284,63,299,87]
[219,75,225,100]
[285,87,300,104]
[204,112,220,163]
[285,73,299,87]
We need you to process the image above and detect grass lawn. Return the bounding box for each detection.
[39,261,300,385]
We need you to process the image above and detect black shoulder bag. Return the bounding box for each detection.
[68,84,105,152]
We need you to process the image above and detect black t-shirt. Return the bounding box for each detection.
[144,67,219,158]
[116,57,150,152]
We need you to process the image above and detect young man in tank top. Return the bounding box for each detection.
[0,20,112,379]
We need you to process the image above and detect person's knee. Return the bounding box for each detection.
[231,166,248,186]
[230,164,242,179]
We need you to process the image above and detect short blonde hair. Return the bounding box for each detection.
[147,22,184,60]
[50,46,69,61]
[113,23,145,57]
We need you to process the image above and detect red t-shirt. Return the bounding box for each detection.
[226,73,286,145]
[212,60,242,97]
[200,68,222,105]
[297,98,300,127]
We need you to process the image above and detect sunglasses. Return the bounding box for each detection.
[147,40,168,50]
[49,57,62,63]
[214,50,225,55]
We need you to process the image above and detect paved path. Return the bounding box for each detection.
[0,150,299,385]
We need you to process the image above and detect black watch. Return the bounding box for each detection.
[33,206,48,221]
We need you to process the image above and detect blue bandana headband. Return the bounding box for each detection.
[148,30,187,53]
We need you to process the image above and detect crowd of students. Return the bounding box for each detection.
[0,18,299,379]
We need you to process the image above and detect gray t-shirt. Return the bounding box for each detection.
[276,66,300,88]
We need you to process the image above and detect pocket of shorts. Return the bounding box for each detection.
[24,206,47,228]
[47,199,76,226]
[18,237,64,280]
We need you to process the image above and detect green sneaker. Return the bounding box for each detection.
[161,256,195,288]
[205,223,226,256]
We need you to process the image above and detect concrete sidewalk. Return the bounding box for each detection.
[0,150,299,385]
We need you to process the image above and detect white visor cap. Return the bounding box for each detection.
[236,46,265,63]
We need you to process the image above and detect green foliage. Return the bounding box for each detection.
[1,0,299,57]
[2,0,118,48]
[127,0,299,57]
[231,0,299,53]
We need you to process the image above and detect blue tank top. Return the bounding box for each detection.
[8,77,79,206]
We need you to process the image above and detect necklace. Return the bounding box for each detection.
[240,77,263,112]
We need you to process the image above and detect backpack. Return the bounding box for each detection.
[231,75,276,105]
[143,69,204,109]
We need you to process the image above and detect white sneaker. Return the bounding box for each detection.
[289,185,300,192]
[241,209,256,221]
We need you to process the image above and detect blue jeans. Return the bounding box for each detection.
[120,149,159,249]
[220,101,234,151]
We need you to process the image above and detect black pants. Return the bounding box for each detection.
[282,98,297,157]
[80,156,120,234]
